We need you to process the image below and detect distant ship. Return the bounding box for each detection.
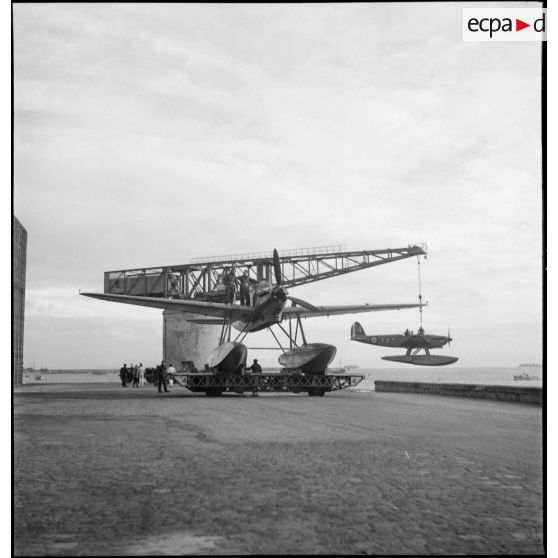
[344,364,360,371]
[513,373,540,381]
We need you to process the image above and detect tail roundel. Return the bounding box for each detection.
[351,321,366,339]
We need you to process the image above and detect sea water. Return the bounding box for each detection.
[22,370,120,385]
[22,366,543,390]
[355,366,543,391]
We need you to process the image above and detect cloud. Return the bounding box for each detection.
[24,315,162,369]
[13,3,543,368]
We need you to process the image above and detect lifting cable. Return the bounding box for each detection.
[417,255,423,328]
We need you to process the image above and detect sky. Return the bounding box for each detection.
[11,2,545,369]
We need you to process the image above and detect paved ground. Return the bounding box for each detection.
[13,382,544,555]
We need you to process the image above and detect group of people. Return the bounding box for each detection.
[119,362,145,388]
[119,358,263,395]
[222,267,252,306]
[119,361,177,393]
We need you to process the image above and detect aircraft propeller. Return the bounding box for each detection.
[447,327,452,347]
[272,248,319,312]
[273,249,282,286]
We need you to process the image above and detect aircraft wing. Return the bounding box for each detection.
[282,303,422,319]
[80,292,253,320]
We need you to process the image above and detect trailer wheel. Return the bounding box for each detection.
[308,387,326,397]
[205,388,224,397]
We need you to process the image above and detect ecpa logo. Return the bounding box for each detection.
[463,8,546,41]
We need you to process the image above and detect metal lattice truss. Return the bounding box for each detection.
[103,244,427,301]
[173,372,365,393]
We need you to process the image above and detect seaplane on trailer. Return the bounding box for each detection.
[81,249,423,396]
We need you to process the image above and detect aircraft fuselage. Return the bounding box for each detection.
[232,286,288,332]
[353,333,450,349]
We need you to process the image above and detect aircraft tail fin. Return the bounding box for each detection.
[351,321,367,340]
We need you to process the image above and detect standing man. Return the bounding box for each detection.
[167,363,176,388]
[230,266,237,303]
[223,266,238,304]
[119,363,128,388]
[222,267,232,304]
[132,365,140,388]
[239,270,251,306]
[138,362,145,387]
[246,358,262,396]
[157,360,169,393]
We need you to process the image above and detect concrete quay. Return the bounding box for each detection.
[14,382,544,555]
[375,381,543,404]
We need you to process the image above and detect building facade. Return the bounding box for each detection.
[13,216,27,386]
[163,310,220,371]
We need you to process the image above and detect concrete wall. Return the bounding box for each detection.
[374,381,542,405]
[163,310,222,371]
[13,216,27,386]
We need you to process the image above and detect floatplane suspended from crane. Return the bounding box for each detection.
[81,249,423,375]
[349,252,458,366]
[350,322,458,366]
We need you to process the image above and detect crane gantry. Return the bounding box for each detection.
[102,244,427,302]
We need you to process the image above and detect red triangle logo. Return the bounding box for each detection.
[516,19,530,31]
